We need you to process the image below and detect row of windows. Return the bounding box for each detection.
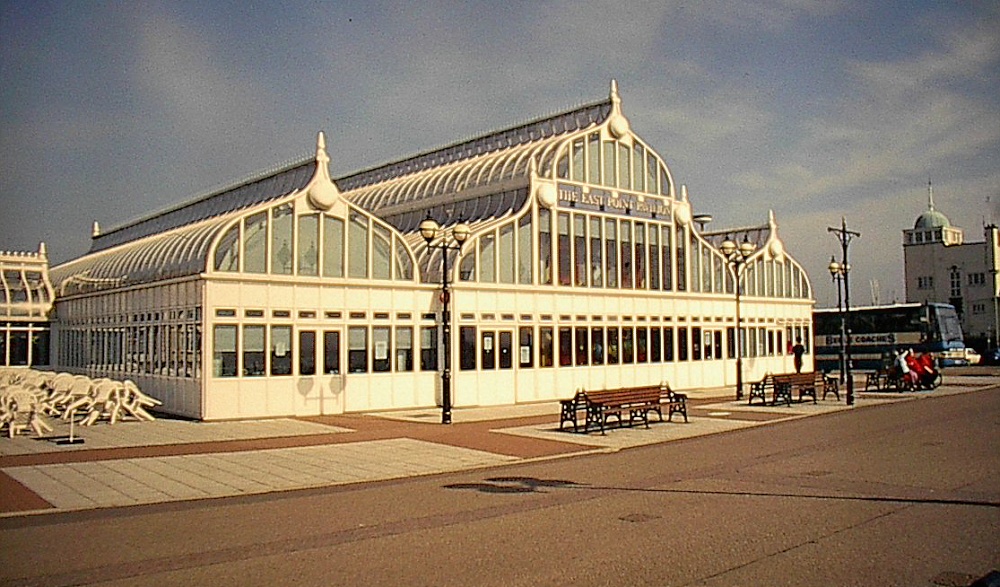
[59,322,203,378]
[212,324,438,377]
[0,324,50,367]
[555,132,670,196]
[214,203,415,281]
[917,276,934,289]
[459,324,810,371]
[208,322,812,378]
[453,207,810,299]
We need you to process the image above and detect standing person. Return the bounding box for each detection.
[792,338,805,373]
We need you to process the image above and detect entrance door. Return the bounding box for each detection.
[321,330,344,414]
[495,329,516,404]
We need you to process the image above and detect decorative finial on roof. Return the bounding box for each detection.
[927,177,935,211]
[307,131,340,211]
[768,209,776,227]
[92,221,101,238]
[38,242,47,257]
[607,79,630,138]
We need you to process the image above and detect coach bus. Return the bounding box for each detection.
[813,302,966,372]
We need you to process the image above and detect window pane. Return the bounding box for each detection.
[243,325,265,376]
[213,325,237,377]
[460,327,477,370]
[348,326,367,373]
[297,214,319,276]
[214,225,240,272]
[636,327,647,363]
[517,213,533,284]
[396,327,413,372]
[518,326,533,368]
[646,152,657,193]
[499,224,515,284]
[591,327,604,365]
[650,327,661,362]
[271,325,292,375]
[420,326,438,371]
[664,327,674,361]
[498,331,512,369]
[607,327,619,364]
[661,225,672,291]
[618,143,631,191]
[622,327,634,364]
[244,212,267,273]
[573,214,587,287]
[571,139,585,182]
[480,232,496,283]
[373,326,391,372]
[692,327,702,360]
[635,223,646,289]
[539,326,554,367]
[348,212,369,279]
[557,213,571,286]
[620,221,633,289]
[394,236,414,280]
[589,217,603,287]
[678,327,688,361]
[587,133,600,184]
[539,209,552,285]
[649,226,660,290]
[558,327,572,366]
[574,326,588,366]
[633,144,645,192]
[271,204,294,275]
[324,330,340,374]
[602,141,616,187]
[323,216,345,277]
[605,219,618,288]
[372,224,392,280]
[299,330,316,375]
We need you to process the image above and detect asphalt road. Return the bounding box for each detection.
[1,388,997,587]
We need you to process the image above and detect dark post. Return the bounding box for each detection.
[420,215,469,424]
[440,246,452,425]
[828,217,860,405]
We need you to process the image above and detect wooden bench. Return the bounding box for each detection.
[560,386,668,434]
[652,383,688,423]
[773,372,820,405]
[865,369,889,391]
[748,374,776,406]
[559,389,589,433]
[821,374,840,401]
[585,387,661,434]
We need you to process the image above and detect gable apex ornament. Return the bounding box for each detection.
[306,131,341,211]
[607,79,630,139]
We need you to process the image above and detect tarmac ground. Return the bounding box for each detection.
[2,374,998,517]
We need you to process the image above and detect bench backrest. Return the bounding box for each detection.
[586,387,659,407]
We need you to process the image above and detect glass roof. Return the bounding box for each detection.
[54,96,615,294]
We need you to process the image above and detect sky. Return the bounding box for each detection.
[2,0,998,308]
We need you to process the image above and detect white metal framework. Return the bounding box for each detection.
[50,82,815,420]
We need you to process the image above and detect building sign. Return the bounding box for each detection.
[557,184,672,218]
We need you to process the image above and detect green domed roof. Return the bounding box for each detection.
[914,208,951,229]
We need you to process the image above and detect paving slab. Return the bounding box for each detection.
[3,438,517,512]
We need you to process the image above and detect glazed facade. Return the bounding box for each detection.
[50,83,814,420]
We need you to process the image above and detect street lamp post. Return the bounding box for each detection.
[420,215,470,424]
[721,235,757,401]
[828,217,860,406]
[828,256,849,385]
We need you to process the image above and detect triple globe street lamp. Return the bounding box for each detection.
[828,256,849,387]
[720,235,757,401]
[419,215,470,425]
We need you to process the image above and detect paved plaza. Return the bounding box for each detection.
[1,376,997,517]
